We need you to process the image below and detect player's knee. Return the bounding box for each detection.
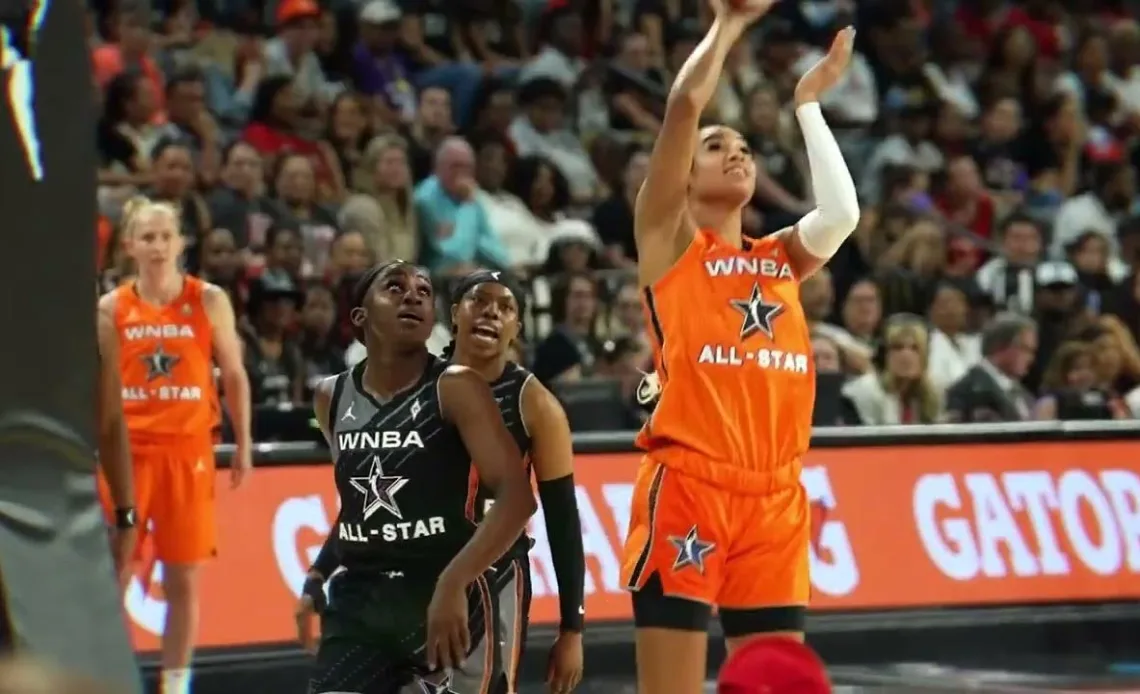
[160,563,201,601]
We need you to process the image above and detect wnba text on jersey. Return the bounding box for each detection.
[703,256,795,279]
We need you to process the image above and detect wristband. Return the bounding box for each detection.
[302,574,327,614]
[114,507,137,529]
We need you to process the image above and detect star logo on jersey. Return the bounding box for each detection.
[350,456,408,520]
[729,283,785,340]
[669,525,716,574]
[417,673,458,694]
[142,344,179,381]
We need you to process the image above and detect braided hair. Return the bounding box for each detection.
[444,269,526,362]
[350,260,405,343]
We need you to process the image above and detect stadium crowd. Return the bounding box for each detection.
[90,0,1140,434]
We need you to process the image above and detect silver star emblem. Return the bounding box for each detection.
[418,673,458,693]
[142,345,180,381]
[669,525,716,574]
[350,456,408,520]
[729,283,784,340]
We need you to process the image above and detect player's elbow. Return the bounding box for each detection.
[826,203,860,235]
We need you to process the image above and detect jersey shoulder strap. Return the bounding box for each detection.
[326,366,355,455]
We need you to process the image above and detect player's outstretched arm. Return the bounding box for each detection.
[523,380,585,692]
[635,0,775,245]
[780,27,861,279]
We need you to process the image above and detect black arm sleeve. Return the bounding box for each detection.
[537,474,586,632]
[310,512,341,579]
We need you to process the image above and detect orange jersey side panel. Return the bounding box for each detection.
[114,276,219,446]
[636,230,815,493]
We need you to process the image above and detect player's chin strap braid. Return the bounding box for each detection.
[792,102,860,259]
[537,474,585,632]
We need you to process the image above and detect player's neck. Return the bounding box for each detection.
[135,272,184,305]
[690,204,744,249]
[362,347,431,400]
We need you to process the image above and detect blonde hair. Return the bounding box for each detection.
[881,319,941,423]
[121,196,180,238]
[1041,340,1093,392]
[1096,315,1140,380]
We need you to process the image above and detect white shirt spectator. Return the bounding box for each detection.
[927,328,982,393]
[509,115,599,200]
[519,46,585,90]
[792,47,879,126]
[1051,191,1131,280]
[478,189,554,267]
[976,257,1036,314]
[263,37,343,106]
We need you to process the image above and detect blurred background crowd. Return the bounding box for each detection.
[90,0,1140,437]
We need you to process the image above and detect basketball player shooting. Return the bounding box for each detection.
[618,1,859,692]
[98,198,253,694]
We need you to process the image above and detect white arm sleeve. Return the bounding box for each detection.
[792,102,860,259]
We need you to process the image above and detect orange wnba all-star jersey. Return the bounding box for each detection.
[113,276,219,447]
[638,229,814,493]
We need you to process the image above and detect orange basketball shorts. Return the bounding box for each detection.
[621,455,811,609]
[100,441,217,565]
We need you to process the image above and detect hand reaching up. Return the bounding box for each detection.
[710,0,779,25]
[794,26,856,105]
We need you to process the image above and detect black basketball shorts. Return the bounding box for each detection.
[309,556,532,694]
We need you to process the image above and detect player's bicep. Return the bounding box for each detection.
[440,367,524,492]
[523,381,574,482]
[204,286,245,376]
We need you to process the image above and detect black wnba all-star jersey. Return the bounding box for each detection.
[328,357,475,572]
[474,362,536,560]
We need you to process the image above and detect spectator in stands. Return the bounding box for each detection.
[747,84,811,235]
[971,97,1026,201]
[458,0,530,72]
[927,280,982,394]
[1067,231,1116,304]
[242,77,342,201]
[96,72,160,216]
[841,318,942,426]
[836,278,882,355]
[400,0,487,125]
[1019,94,1085,217]
[604,31,666,136]
[263,223,305,285]
[272,153,340,275]
[975,213,1043,314]
[540,220,603,278]
[405,86,455,181]
[936,155,995,275]
[263,0,343,112]
[510,77,600,202]
[1035,341,1127,420]
[520,4,586,90]
[208,141,284,250]
[414,137,509,274]
[327,230,372,287]
[198,228,247,315]
[1052,161,1135,281]
[863,98,943,204]
[243,274,306,406]
[299,282,346,400]
[604,279,650,360]
[468,79,517,145]
[353,0,416,127]
[944,312,1038,422]
[475,143,552,271]
[323,92,372,187]
[802,269,872,374]
[162,68,223,185]
[533,271,601,384]
[92,9,163,112]
[592,337,650,429]
[877,217,945,317]
[146,138,212,272]
[1088,315,1140,398]
[340,134,418,262]
[812,333,843,375]
[591,147,645,268]
[1027,260,1091,392]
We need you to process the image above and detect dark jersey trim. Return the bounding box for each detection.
[643,287,668,379]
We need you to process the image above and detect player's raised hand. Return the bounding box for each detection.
[709,0,779,24]
[794,26,855,104]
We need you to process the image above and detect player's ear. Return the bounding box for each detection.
[449,302,458,329]
[350,306,367,328]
